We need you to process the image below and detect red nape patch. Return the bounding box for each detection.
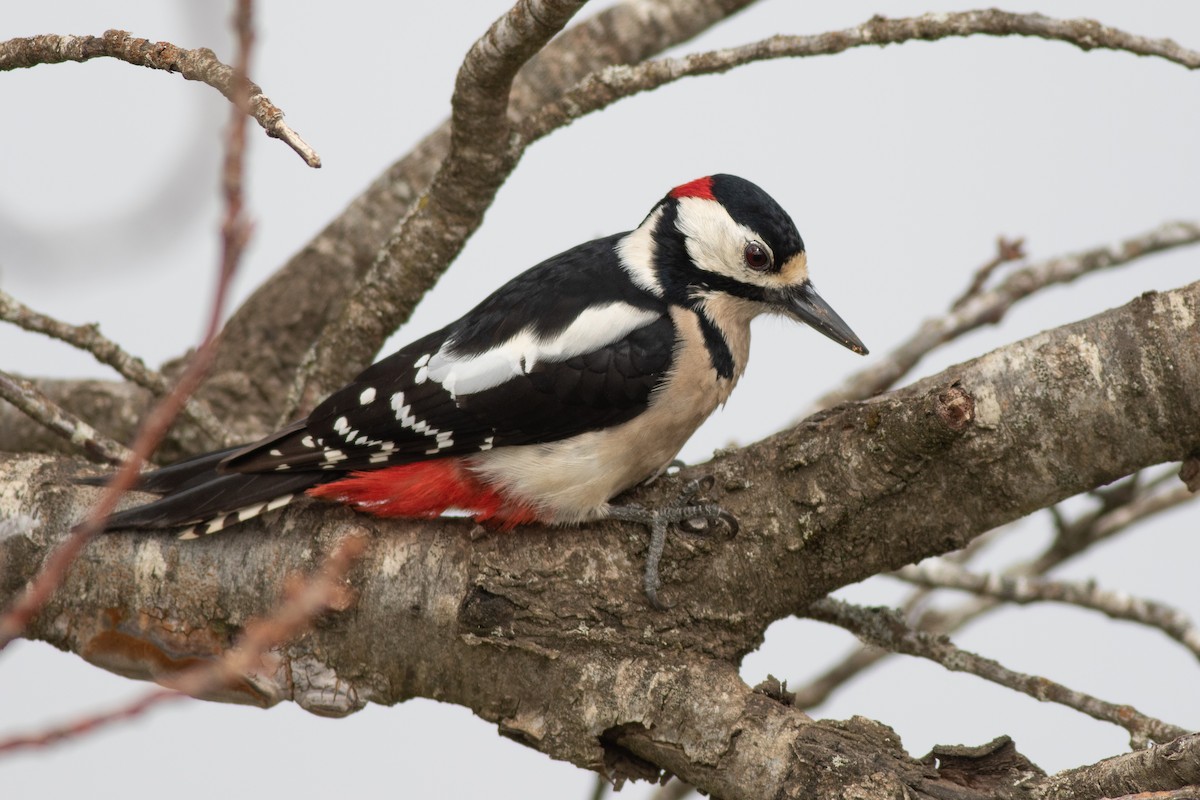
[307,460,538,529]
[669,176,715,201]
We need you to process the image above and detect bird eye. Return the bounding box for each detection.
[743,241,771,271]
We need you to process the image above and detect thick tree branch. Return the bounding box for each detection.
[0,529,366,754]
[0,29,319,166]
[1036,735,1200,800]
[2,280,1197,798]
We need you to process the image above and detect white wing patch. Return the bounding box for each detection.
[425,302,659,399]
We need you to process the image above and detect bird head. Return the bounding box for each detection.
[621,174,868,355]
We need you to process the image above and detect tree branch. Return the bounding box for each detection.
[895,561,1200,660]
[520,10,1200,143]
[0,528,366,754]
[0,370,134,464]
[1036,734,1200,800]
[806,598,1190,749]
[816,219,1200,409]
[0,288,229,447]
[284,0,590,416]
[2,279,1197,797]
[791,478,1197,712]
[0,29,319,167]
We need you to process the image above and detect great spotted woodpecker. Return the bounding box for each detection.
[91,174,866,606]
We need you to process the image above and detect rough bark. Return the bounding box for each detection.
[3,280,1197,799]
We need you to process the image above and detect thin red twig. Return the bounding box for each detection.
[0,0,257,652]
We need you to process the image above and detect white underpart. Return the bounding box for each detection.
[423,302,659,398]
[616,207,664,295]
[674,196,769,283]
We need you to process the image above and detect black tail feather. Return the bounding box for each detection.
[75,446,246,495]
[99,471,325,531]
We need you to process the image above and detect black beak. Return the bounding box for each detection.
[782,281,868,355]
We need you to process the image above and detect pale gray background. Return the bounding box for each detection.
[2,2,1197,797]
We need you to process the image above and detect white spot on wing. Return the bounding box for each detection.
[269,449,282,457]
[359,387,377,405]
[414,353,431,368]
[302,435,316,448]
[333,417,350,436]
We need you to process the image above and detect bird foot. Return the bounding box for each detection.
[605,477,738,610]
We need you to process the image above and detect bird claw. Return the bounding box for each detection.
[605,477,738,610]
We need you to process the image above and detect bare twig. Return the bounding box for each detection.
[0,530,367,755]
[792,481,1197,710]
[807,598,1191,749]
[0,288,229,446]
[0,29,319,167]
[0,370,133,464]
[0,2,258,652]
[521,10,1200,142]
[896,561,1200,660]
[815,220,1200,409]
[950,236,1027,310]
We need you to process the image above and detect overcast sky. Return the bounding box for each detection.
[3,2,1198,798]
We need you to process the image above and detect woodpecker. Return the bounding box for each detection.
[89,174,866,607]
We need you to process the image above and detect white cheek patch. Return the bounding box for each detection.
[426,302,659,398]
[674,197,767,283]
